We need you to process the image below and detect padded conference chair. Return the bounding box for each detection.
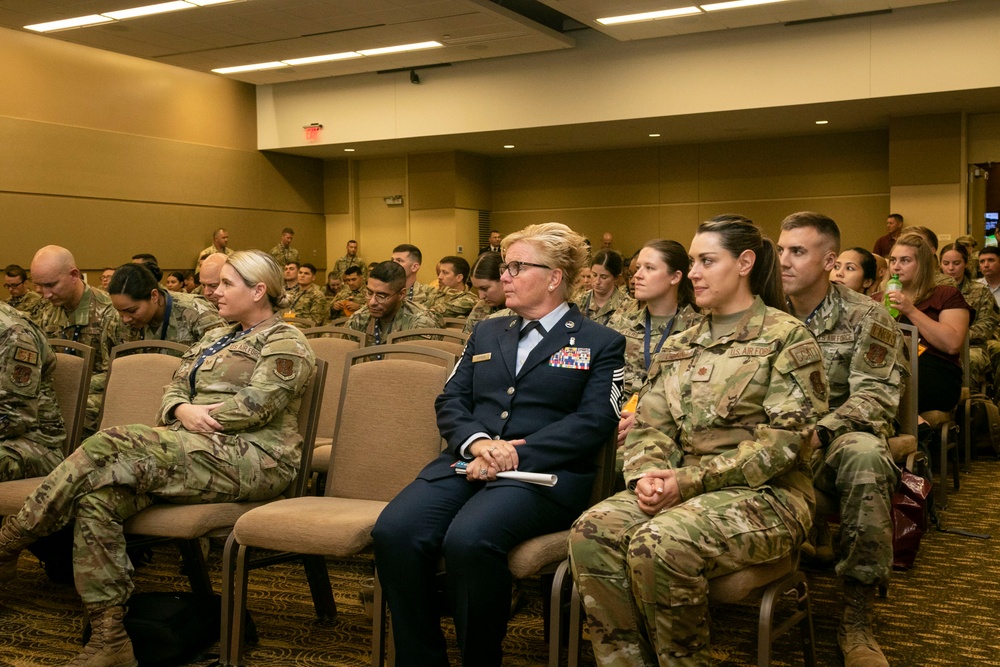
[219,345,453,666]
[371,433,618,667]
[442,317,468,330]
[385,328,469,364]
[301,325,365,344]
[0,340,95,515]
[96,340,189,429]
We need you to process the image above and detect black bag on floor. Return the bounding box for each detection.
[84,592,256,667]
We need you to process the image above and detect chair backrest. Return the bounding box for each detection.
[589,432,619,508]
[385,329,468,365]
[306,336,363,442]
[286,358,328,498]
[100,341,189,429]
[301,325,365,344]
[961,333,971,390]
[442,317,468,330]
[326,345,452,502]
[328,316,349,327]
[47,339,96,455]
[896,323,920,436]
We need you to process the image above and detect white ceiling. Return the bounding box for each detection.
[0,0,958,85]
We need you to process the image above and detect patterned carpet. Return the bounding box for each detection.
[2,459,999,666]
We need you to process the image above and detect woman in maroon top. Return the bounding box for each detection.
[882,233,970,412]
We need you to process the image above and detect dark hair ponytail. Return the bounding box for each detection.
[107,263,161,302]
[643,239,698,311]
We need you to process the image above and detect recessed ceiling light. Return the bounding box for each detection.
[598,7,701,25]
[503,145,515,149]
[701,0,788,11]
[344,148,356,152]
[815,120,829,125]
[212,62,288,74]
[283,52,361,66]
[24,15,112,31]
[103,1,192,20]
[649,133,661,138]
[357,41,443,56]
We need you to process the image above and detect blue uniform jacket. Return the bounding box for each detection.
[420,304,625,510]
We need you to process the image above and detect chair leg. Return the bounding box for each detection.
[548,559,573,667]
[758,570,815,667]
[177,538,213,596]
[302,554,337,621]
[371,569,388,667]
[567,578,585,667]
[937,423,949,509]
[219,533,241,666]
[229,541,253,667]
[963,398,973,473]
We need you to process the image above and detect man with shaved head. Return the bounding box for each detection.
[197,252,228,310]
[195,228,233,272]
[31,245,117,432]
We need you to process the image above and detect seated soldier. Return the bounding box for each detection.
[0,302,66,481]
[4,265,42,317]
[330,265,366,318]
[285,263,328,328]
[324,271,341,298]
[425,255,478,318]
[282,261,300,295]
[346,261,442,345]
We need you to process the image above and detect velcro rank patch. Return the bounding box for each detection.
[787,341,822,369]
[14,347,38,366]
[870,323,897,347]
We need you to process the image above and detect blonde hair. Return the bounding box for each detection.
[888,233,936,304]
[501,222,588,301]
[225,250,289,311]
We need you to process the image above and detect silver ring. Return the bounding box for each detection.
[489,447,497,454]
[480,467,488,476]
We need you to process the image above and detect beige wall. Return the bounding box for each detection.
[1,26,326,275]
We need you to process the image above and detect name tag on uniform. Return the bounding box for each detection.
[230,343,261,360]
[549,347,590,370]
[473,353,492,363]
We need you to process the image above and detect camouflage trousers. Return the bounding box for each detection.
[969,345,990,392]
[569,487,803,666]
[7,424,294,607]
[812,432,898,586]
[0,439,63,482]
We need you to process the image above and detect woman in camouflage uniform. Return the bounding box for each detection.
[940,242,998,388]
[0,250,315,667]
[570,216,828,666]
[463,252,512,333]
[578,248,636,325]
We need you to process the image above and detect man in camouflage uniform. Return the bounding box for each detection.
[269,227,299,267]
[392,244,433,305]
[197,253,228,309]
[0,310,315,667]
[330,265,367,318]
[4,265,43,317]
[286,263,328,327]
[30,246,119,433]
[347,261,442,346]
[954,271,1000,390]
[425,255,478,318]
[332,239,366,280]
[195,228,233,272]
[779,212,903,667]
[570,295,828,666]
[462,302,513,334]
[0,302,66,481]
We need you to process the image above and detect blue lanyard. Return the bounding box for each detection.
[643,310,676,370]
[157,291,173,341]
[187,325,255,397]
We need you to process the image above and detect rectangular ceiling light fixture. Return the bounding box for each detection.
[597,7,701,25]
[357,41,443,56]
[25,15,113,31]
[25,0,241,32]
[283,52,363,66]
[213,61,288,74]
[701,0,787,10]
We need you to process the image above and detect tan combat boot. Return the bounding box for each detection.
[68,606,138,667]
[838,580,889,667]
[0,516,33,583]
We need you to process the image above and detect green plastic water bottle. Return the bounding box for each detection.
[884,273,902,318]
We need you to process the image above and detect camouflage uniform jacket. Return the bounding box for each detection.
[425,286,478,318]
[623,296,828,528]
[958,277,1000,346]
[406,281,434,306]
[802,283,904,444]
[287,284,329,327]
[158,314,315,466]
[0,303,66,452]
[269,244,300,267]
[332,254,366,279]
[606,303,704,399]
[34,284,117,379]
[346,300,443,346]
[6,290,42,318]
[92,290,228,395]
[195,245,233,271]
[579,288,637,326]
[463,302,513,334]
[330,286,367,317]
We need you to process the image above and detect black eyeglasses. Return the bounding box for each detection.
[499,261,551,277]
[3,281,24,289]
[365,288,399,304]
